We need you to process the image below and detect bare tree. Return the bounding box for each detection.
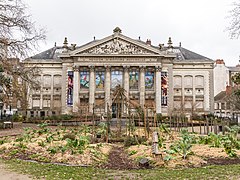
[0,0,45,113]
[228,0,240,38]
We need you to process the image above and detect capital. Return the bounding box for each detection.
[88,65,95,72]
[139,65,146,72]
[73,65,79,72]
[155,66,161,72]
[104,65,111,72]
[123,65,130,72]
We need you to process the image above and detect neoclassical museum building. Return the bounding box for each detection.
[23,28,214,117]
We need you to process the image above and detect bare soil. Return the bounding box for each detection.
[206,157,240,165]
[100,145,139,170]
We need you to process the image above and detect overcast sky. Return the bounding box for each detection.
[26,0,239,66]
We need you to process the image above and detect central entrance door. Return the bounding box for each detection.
[112,103,122,118]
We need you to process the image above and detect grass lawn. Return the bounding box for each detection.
[1,159,240,180]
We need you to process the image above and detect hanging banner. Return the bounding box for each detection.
[161,72,168,106]
[145,71,154,89]
[96,71,105,89]
[67,71,73,105]
[80,71,90,88]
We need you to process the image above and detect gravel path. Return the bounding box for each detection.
[0,163,32,180]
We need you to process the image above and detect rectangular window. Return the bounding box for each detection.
[80,71,90,89]
[129,70,139,90]
[145,71,154,90]
[96,71,105,89]
[67,71,73,106]
[111,70,123,89]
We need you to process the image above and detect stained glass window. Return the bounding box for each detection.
[111,70,123,89]
[145,71,154,90]
[129,70,139,90]
[80,71,89,88]
[67,71,73,105]
[96,71,105,89]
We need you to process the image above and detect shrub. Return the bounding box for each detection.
[60,114,74,120]
[171,128,193,159]
[124,136,147,147]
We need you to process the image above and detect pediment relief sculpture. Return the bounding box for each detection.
[81,39,156,55]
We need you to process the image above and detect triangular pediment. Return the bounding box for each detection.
[70,33,161,56]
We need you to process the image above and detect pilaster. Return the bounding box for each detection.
[167,64,174,115]
[61,64,68,114]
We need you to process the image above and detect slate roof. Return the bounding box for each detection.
[30,46,63,59]
[30,40,98,59]
[227,66,240,72]
[214,91,227,101]
[30,38,212,62]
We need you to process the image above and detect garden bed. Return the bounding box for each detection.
[0,123,239,169]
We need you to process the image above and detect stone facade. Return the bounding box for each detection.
[23,28,214,117]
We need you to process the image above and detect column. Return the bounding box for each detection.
[89,66,95,113]
[73,66,80,112]
[155,66,162,114]
[105,66,111,113]
[123,65,129,113]
[139,66,145,107]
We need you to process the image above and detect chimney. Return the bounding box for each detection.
[146,39,151,46]
[215,59,225,64]
[226,85,232,95]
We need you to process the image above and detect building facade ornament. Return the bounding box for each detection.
[83,39,152,55]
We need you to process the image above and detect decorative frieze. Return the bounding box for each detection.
[82,39,153,55]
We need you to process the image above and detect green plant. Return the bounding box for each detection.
[46,134,54,143]
[171,128,193,159]
[47,147,58,154]
[96,122,107,139]
[80,124,90,136]
[221,136,237,157]
[129,150,137,156]
[0,138,7,145]
[163,155,174,162]
[9,149,19,156]
[38,140,46,147]
[209,132,221,148]
[37,122,48,128]
[15,137,24,142]
[65,135,89,154]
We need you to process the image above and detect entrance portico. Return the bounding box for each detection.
[60,28,175,115]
